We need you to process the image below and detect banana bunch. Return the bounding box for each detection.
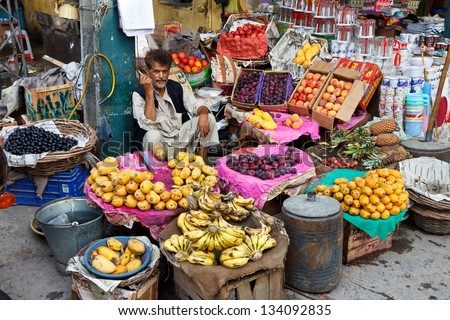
[244,222,271,236]
[244,233,277,261]
[187,250,216,266]
[219,244,252,268]
[88,237,146,274]
[195,186,256,222]
[182,221,246,251]
[163,234,193,262]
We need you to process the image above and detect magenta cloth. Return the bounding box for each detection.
[337,114,367,130]
[215,145,315,208]
[246,112,320,143]
[85,152,182,240]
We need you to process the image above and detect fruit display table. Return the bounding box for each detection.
[216,145,316,208]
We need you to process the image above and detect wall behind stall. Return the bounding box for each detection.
[21,0,56,40]
[153,0,223,32]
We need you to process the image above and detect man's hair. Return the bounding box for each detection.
[144,49,172,69]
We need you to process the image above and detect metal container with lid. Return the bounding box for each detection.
[281,193,343,293]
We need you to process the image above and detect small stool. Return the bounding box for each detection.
[3,29,34,63]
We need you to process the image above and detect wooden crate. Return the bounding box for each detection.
[173,267,284,300]
[71,270,159,300]
[343,221,394,264]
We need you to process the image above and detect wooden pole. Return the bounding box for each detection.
[425,44,450,142]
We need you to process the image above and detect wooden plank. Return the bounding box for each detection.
[253,275,270,299]
[227,269,272,291]
[236,283,254,299]
[269,268,284,300]
[346,234,393,263]
[42,54,65,67]
[173,268,207,300]
[135,271,159,300]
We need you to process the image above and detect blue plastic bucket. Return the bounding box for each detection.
[404,118,423,136]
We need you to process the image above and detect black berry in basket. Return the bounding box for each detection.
[4,125,78,156]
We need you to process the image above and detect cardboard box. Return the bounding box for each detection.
[335,58,383,110]
[24,80,75,122]
[231,68,264,110]
[152,21,182,44]
[312,67,367,130]
[343,221,395,264]
[258,70,293,112]
[287,61,335,116]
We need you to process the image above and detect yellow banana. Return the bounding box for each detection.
[250,234,260,251]
[212,234,223,251]
[219,230,243,247]
[221,257,249,268]
[233,195,255,206]
[96,245,120,265]
[256,234,270,251]
[244,223,272,236]
[244,235,253,249]
[177,212,189,234]
[91,255,117,274]
[174,251,190,262]
[186,214,211,227]
[219,245,251,262]
[221,227,245,238]
[190,250,216,260]
[218,216,233,228]
[184,218,201,232]
[192,233,210,251]
[260,237,277,251]
[170,234,181,251]
[207,233,216,252]
[106,237,124,252]
[163,238,178,253]
[187,254,216,266]
[184,230,206,242]
[215,232,231,249]
[189,209,211,220]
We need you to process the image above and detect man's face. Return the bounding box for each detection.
[148,62,170,91]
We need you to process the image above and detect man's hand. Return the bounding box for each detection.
[198,113,210,138]
[140,71,154,95]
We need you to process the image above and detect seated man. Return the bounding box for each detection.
[132,48,219,161]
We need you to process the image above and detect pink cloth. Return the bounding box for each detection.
[337,114,367,130]
[85,152,182,240]
[246,112,320,143]
[215,145,315,208]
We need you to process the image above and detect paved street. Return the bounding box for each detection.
[0,203,449,300]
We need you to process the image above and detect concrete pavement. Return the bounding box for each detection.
[0,203,449,300]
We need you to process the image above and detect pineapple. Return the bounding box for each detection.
[369,118,398,135]
[363,145,412,169]
[374,133,401,147]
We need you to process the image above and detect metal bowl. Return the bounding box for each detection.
[83,236,151,280]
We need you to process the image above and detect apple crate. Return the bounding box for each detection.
[257,71,294,113]
[231,68,264,110]
[287,61,334,116]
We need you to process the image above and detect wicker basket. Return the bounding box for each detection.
[410,204,450,235]
[15,119,97,176]
[409,190,450,211]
